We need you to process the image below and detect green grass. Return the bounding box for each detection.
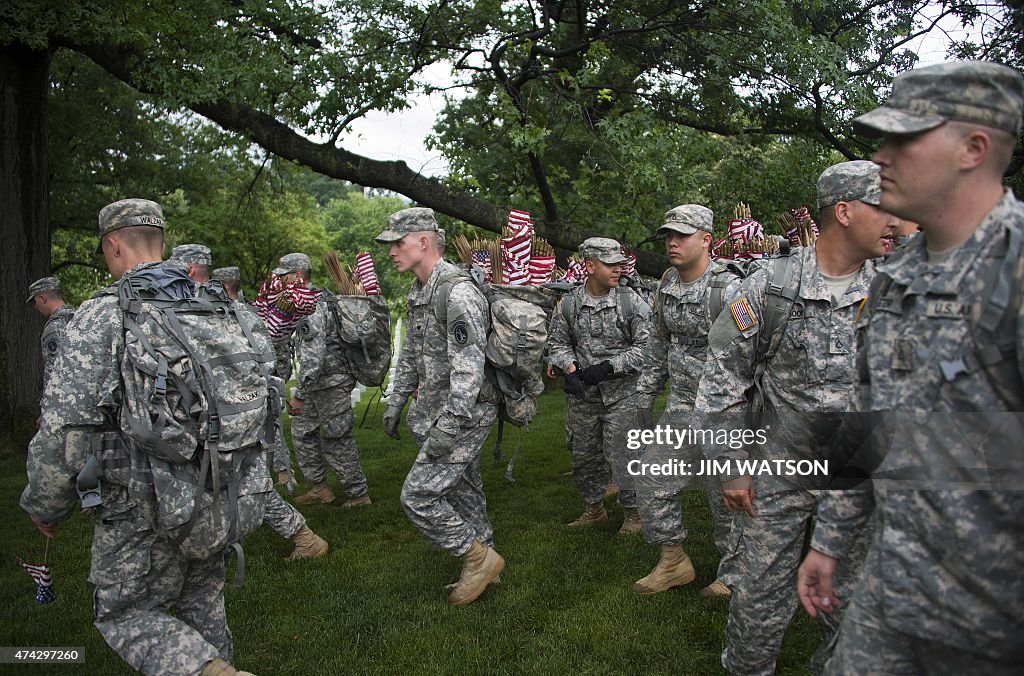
[0,390,818,674]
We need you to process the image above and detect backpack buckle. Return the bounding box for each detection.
[209,414,221,442]
[939,357,968,382]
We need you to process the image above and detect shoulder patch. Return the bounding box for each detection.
[729,298,757,332]
[46,338,59,354]
[298,318,312,337]
[449,318,470,347]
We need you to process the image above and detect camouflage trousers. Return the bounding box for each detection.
[401,424,495,556]
[722,485,872,676]
[270,339,294,472]
[565,396,639,509]
[91,494,231,675]
[261,488,305,539]
[635,426,740,585]
[825,545,1021,676]
[291,380,368,498]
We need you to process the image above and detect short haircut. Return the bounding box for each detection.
[110,225,165,252]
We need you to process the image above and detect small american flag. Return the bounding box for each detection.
[354,252,381,296]
[17,557,56,604]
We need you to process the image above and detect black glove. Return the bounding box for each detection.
[382,404,402,440]
[426,425,457,461]
[564,371,585,398]
[579,361,613,385]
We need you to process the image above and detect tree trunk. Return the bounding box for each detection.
[0,45,52,451]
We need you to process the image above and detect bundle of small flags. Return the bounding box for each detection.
[714,202,778,261]
[354,252,381,296]
[529,237,557,285]
[561,255,588,283]
[500,210,534,286]
[620,245,638,277]
[253,274,322,341]
[453,209,559,286]
[17,556,56,605]
[781,206,819,247]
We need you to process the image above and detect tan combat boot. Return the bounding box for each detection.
[286,525,329,561]
[617,508,642,537]
[567,502,608,527]
[294,482,336,505]
[200,657,256,676]
[448,540,505,606]
[342,494,372,508]
[631,544,697,594]
[699,578,732,598]
[604,482,619,499]
[276,470,290,486]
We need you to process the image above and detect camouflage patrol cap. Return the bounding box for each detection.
[579,237,628,265]
[375,207,440,243]
[817,160,882,210]
[25,276,61,303]
[170,243,212,266]
[96,198,164,253]
[211,266,240,282]
[658,205,714,236]
[272,252,311,276]
[853,61,1024,137]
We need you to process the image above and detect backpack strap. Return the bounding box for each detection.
[615,287,635,342]
[707,265,741,322]
[749,249,802,420]
[431,268,472,326]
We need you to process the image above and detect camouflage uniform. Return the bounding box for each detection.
[268,338,294,473]
[391,258,499,554]
[26,277,76,392]
[635,261,741,570]
[20,255,269,675]
[547,282,651,510]
[696,241,877,675]
[39,304,76,391]
[291,300,369,499]
[812,62,1024,674]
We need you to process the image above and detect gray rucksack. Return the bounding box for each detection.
[115,267,279,564]
[322,292,393,387]
[433,265,556,429]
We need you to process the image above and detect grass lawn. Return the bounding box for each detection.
[0,389,817,674]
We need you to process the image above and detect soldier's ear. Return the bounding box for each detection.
[958,128,990,171]
[833,201,852,228]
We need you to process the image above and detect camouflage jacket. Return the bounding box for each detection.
[391,259,497,443]
[636,263,741,413]
[293,300,355,398]
[547,285,651,406]
[695,245,876,460]
[40,304,76,392]
[812,191,1024,659]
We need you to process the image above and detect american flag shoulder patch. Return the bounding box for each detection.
[729,298,757,331]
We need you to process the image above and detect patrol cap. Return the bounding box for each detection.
[26,276,60,303]
[273,252,312,276]
[375,207,440,243]
[96,198,165,253]
[853,61,1024,137]
[658,205,714,236]
[816,160,882,210]
[211,266,240,282]
[170,243,212,266]
[579,237,628,265]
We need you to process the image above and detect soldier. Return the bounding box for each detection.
[798,61,1024,674]
[181,248,327,561]
[26,276,76,393]
[170,243,212,282]
[212,266,243,301]
[20,199,262,675]
[288,294,372,508]
[376,207,504,606]
[547,237,651,535]
[695,161,899,675]
[265,253,318,486]
[632,205,742,596]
